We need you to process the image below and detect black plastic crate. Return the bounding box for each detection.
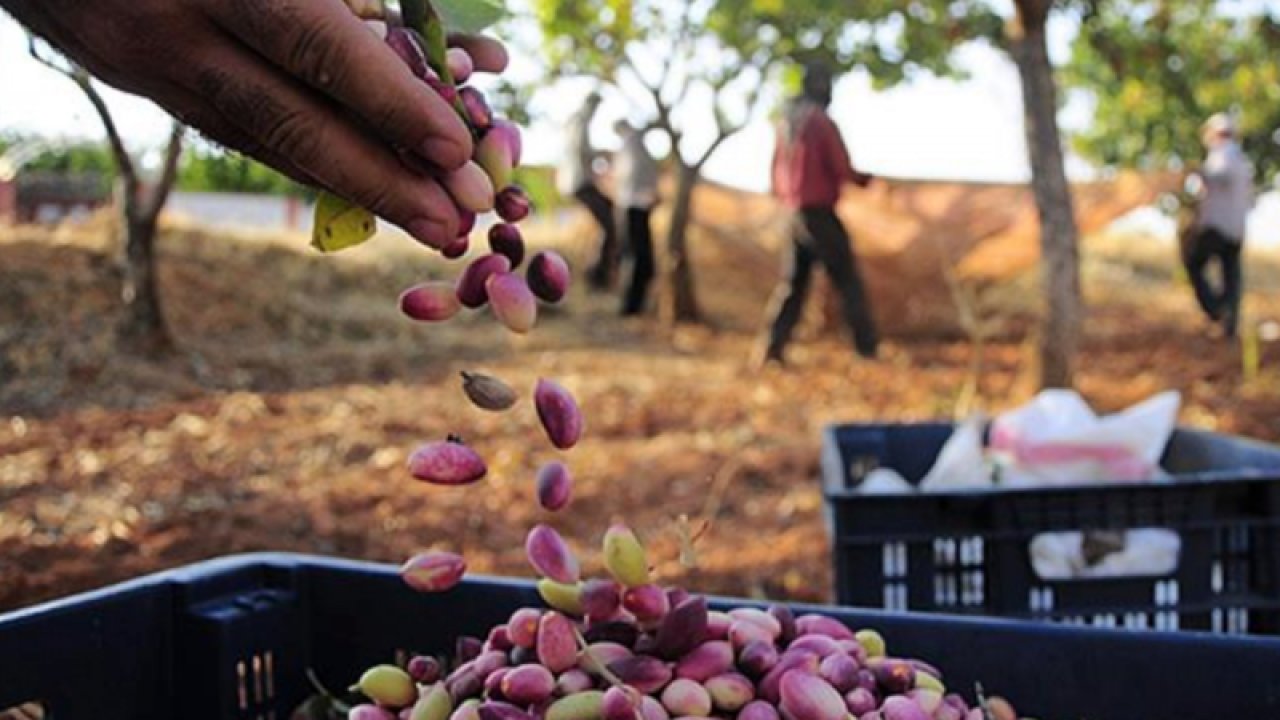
[3,553,1280,720]
[822,423,1280,633]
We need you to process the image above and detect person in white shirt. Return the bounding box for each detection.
[557,91,619,290]
[613,120,660,315]
[1185,113,1255,337]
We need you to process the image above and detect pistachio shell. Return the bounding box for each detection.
[407,440,487,485]
[535,379,584,450]
[400,282,462,322]
[546,691,605,720]
[537,611,580,673]
[601,524,649,587]
[400,551,466,592]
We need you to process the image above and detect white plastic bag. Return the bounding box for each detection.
[856,467,914,494]
[920,414,994,491]
[989,390,1181,488]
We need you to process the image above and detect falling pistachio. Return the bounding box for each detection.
[461,371,518,412]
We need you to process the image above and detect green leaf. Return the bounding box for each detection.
[311,191,376,253]
[434,0,507,34]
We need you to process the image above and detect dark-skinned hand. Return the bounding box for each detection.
[3,0,508,247]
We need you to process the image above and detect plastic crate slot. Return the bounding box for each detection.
[265,651,276,699]
[883,582,907,611]
[1123,613,1150,630]
[237,660,248,711]
[1208,607,1252,634]
[963,569,984,606]
[933,538,955,567]
[253,654,264,704]
[0,701,45,720]
[1029,586,1054,614]
[882,542,908,579]
[933,572,955,607]
[1231,607,1249,634]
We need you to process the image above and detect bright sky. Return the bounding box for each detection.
[0,4,1086,189]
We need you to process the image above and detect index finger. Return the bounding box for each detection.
[447,33,508,73]
[207,0,473,169]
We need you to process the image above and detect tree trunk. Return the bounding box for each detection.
[115,125,183,355]
[118,208,170,354]
[661,163,701,324]
[1011,0,1081,389]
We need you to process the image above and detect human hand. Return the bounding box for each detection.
[4,0,508,248]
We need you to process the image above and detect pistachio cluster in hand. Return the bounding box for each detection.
[381,13,569,337]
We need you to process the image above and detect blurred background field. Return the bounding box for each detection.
[2,187,1278,612]
[5,0,1280,624]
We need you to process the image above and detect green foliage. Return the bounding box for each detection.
[178,144,310,197]
[3,132,308,197]
[1066,0,1280,183]
[4,137,114,176]
[512,165,561,213]
[706,0,1002,89]
[531,0,636,80]
[530,0,1002,154]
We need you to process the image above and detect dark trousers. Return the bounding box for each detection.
[620,206,655,315]
[764,208,878,359]
[574,183,620,289]
[1184,227,1243,336]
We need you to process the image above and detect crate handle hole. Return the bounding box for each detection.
[1029,527,1181,581]
[0,702,46,720]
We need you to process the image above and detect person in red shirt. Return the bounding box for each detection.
[756,64,878,366]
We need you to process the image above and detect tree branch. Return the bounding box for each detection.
[143,122,186,222]
[621,56,680,147]
[694,58,774,170]
[28,35,139,198]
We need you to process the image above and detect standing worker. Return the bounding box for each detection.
[756,63,878,367]
[558,91,620,290]
[613,120,660,316]
[1184,113,1254,338]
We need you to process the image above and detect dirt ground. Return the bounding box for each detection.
[2,203,1279,612]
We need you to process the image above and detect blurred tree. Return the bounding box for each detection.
[532,0,994,323]
[1006,0,1081,390]
[1067,0,1280,184]
[533,0,773,322]
[8,140,116,179]
[29,36,185,354]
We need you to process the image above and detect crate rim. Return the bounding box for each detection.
[7,551,1280,653]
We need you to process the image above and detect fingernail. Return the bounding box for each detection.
[407,217,452,249]
[422,136,467,170]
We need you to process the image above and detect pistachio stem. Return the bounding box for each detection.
[571,627,628,690]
